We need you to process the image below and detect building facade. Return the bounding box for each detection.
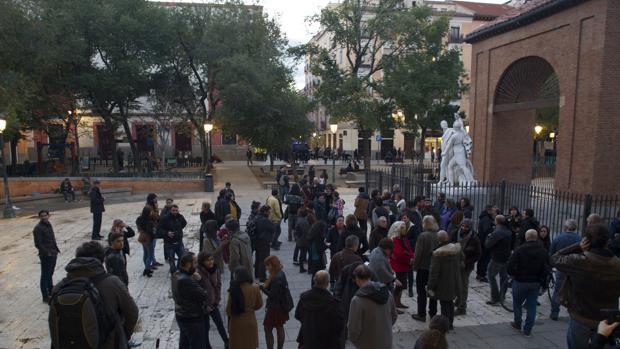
[304,0,512,159]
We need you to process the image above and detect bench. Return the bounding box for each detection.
[262,181,278,189]
[100,187,133,198]
[345,180,375,188]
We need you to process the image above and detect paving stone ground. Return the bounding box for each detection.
[0,161,569,349]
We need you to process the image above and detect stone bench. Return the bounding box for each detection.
[262,181,278,189]
[100,187,133,198]
[345,180,375,188]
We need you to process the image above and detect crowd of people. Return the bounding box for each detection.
[32,176,620,349]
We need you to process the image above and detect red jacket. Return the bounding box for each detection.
[390,237,414,273]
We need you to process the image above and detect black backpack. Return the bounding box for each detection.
[49,273,116,349]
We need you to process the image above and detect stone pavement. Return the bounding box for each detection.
[0,162,569,349]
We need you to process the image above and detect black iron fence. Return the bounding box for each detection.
[365,166,619,239]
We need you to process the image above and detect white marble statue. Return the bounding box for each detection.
[439,115,475,185]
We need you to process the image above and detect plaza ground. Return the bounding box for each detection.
[0,162,569,349]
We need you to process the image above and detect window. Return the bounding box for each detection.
[449,26,462,43]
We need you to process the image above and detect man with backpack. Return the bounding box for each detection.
[49,241,138,349]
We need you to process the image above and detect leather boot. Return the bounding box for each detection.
[395,290,409,309]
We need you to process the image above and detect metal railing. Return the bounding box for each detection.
[366,165,619,239]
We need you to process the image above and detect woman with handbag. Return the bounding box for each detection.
[136,206,155,277]
[260,255,293,349]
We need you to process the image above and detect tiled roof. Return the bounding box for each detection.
[465,0,589,43]
[453,1,514,18]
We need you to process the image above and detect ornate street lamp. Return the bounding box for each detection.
[330,124,338,183]
[534,125,543,135]
[0,117,16,218]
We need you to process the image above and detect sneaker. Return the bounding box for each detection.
[486,301,499,306]
[511,322,521,331]
[523,331,531,337]
[153,261,164,267]
[550,315,559,321]
[479,277,489,283]
[396,308,405,315]
[411,314,426,322]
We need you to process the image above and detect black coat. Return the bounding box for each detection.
[214,198,231,225]
[159,213,187,244]
[295,287,344,349]
[105,248,128,286]
[507,241,550,283]
[200,210,216,225]
[485,225,512,263]
[33,221,60,256]
[477,212,495,244]
[172,270,208,320]
[254,215,275,242]
[89,187,105,213]
[339,226,369,256]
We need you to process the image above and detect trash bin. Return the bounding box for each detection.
[204,174,214,192]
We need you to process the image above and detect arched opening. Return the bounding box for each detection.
[489,56,560,185]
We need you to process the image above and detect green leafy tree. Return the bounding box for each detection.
[295,0,431,169]
[380,7,466,156]
[217,55,313,170]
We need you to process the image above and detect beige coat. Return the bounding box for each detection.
[226,283,263,349]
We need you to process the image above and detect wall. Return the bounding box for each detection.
[0,177,203,199]
[468,0,619,194]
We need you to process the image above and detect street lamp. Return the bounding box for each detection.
[330,124,338,184]
[204,123,214,165]
[0,118,16,218]
[534,125,543,135]
[312,132,317,138]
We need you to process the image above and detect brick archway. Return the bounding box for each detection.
[466,0,620,194]
[488,56,559,184]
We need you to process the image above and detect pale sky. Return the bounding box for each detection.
[154,0,507,89]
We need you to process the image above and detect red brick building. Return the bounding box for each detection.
[466,0,620,194]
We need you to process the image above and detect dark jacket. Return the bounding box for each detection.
[406,210,423,248]
[427,243,462,301]
[458,230,481,269]
[517,216,539,247]
[507,241,550,283]
[459,205,474,219]
[89,187,105,213]
[172,270,208,321]
[485,225,512,263]
[339,225,369,257]
[295,287,344,349]
[333,261,363,323]
[196,264,222,310]
[52,257,138,349]
[261,271,289,311]
[285,194,304,218]
[477,211,495,245]
[326,226,345,255]
[295,216,311,248]
[200,210,216,225]
[413,230,439,271]
[311,199,328,223]
[329,248,363,283]
[254,215,275,242]
[136,215,155,240]
[214,197,230,225]
[159,213,187,244]
[33,220,60,256]
[551,244,620,327]
[307,223,328,271]
[105,248,128,286]
[369,226,389,251]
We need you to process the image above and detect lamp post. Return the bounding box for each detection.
[0,118,16,218]
[330,123,338,184]
[534,125,543,163]
[203,123,213,166]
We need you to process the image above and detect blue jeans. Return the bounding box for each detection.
[567,317,595,349]
[141,240,155,270]
[164,242,184,273]
[512,281,540,334]
[487,260,508,302]
[550,271,564,318]
[39,255,57,298]
[177,318,206,349]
